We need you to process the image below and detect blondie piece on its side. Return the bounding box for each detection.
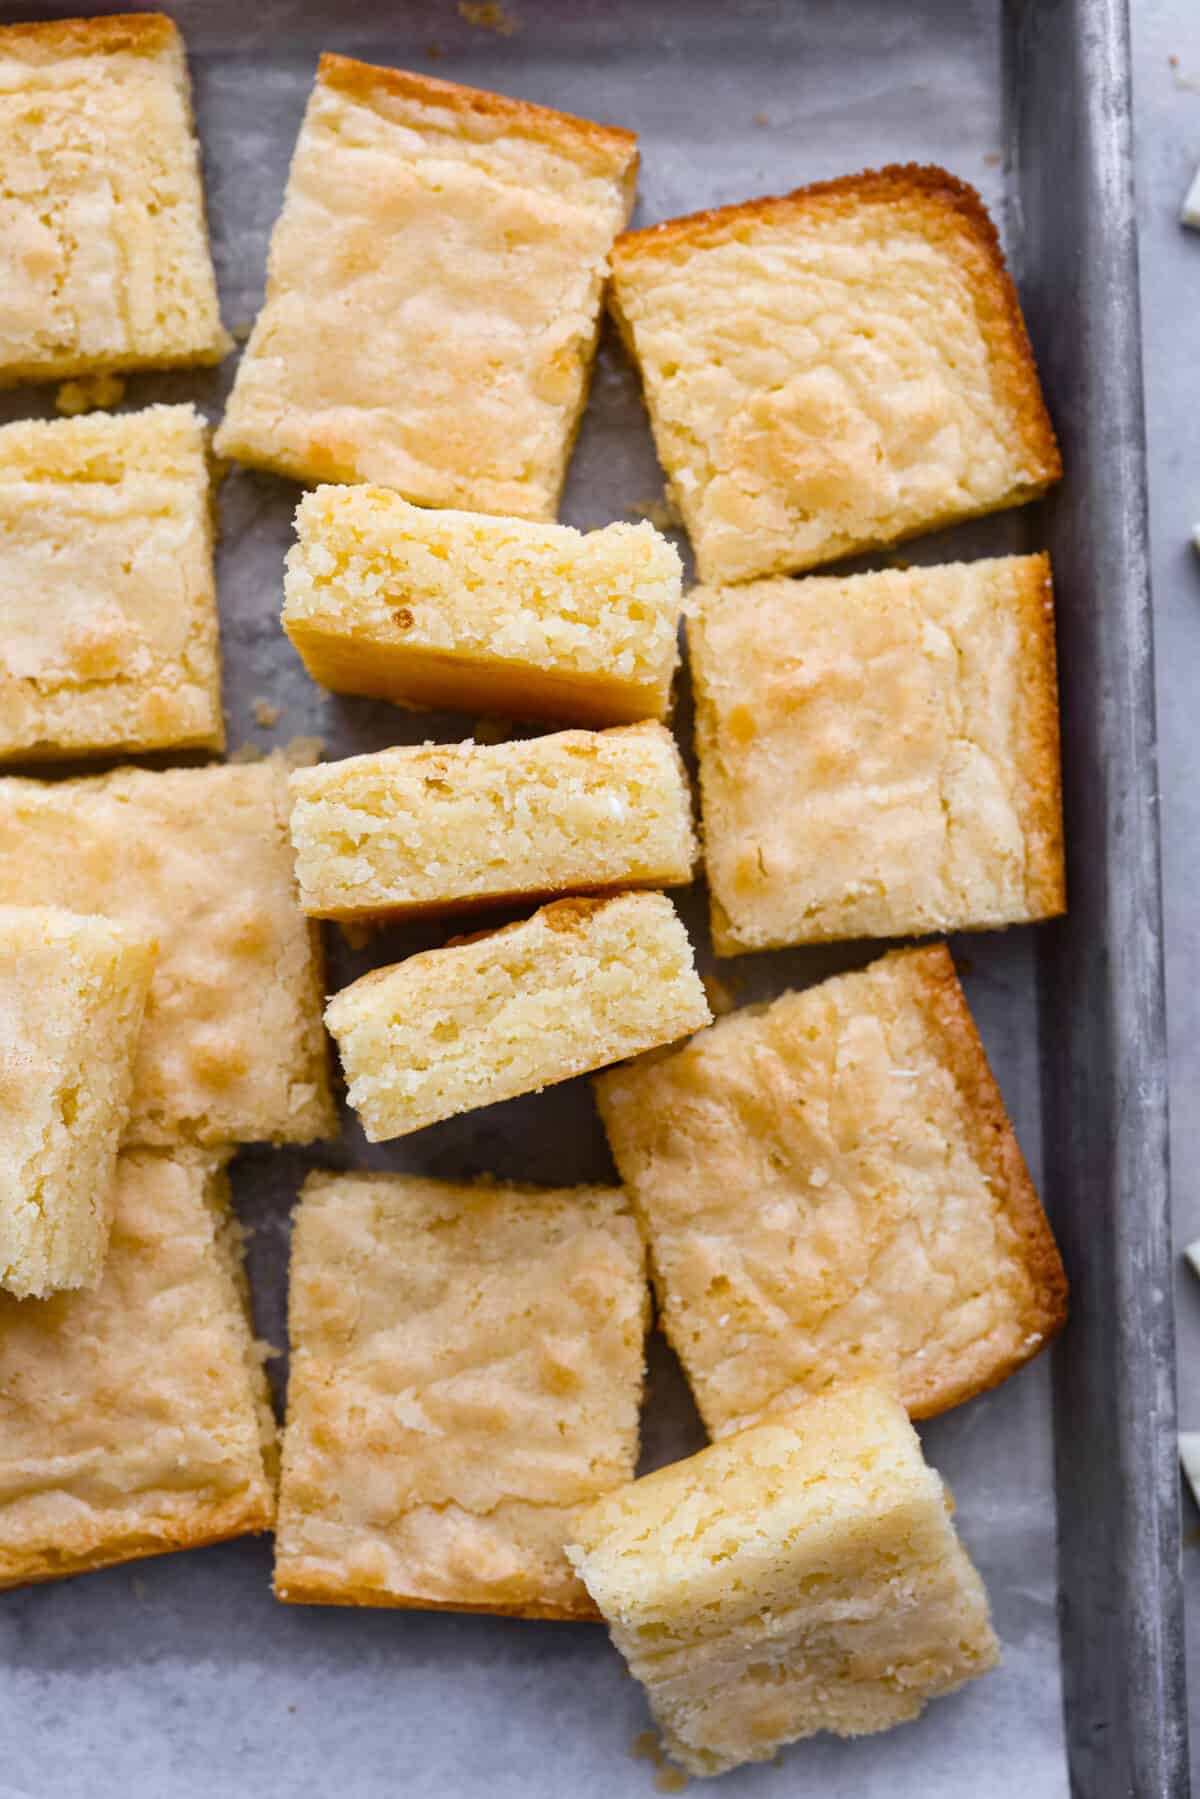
[275,1172,648,1617]
[0,757,334,1147]
[289,723,697,921]
[0,406,224,761]
[0,14,229,387]
[688,554,1065,954]
[565,1386,999,1777]
[611,166,1060,584]
[283,487,682,723]
[0,907,156,1299]
[595,945,1067,1438]
[326,891,710,1140]
[216,58,637,517]
[0,1150,276,1590]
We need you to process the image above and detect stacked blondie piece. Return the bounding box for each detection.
[0,13,1072,1787]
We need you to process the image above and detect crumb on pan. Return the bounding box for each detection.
[457,1,520,34]
[55,372,126,416]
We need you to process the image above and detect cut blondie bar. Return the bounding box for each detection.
[566,1386,999,1775]
[0,906,155,1298]
[0,405,223,760]
[595,945,1067,1436]
[283,486,682,723]
[275,1172,648,1617]
[216,57,637,517]
[611,166,1060,582]
[687,554,1064,953]
[0,757,333,1146]
[326,891,710,1140]
[0,1149,275,1589]
[288,722,696,921]
[0,14,229,386]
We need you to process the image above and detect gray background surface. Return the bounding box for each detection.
[0,0,1181,1792]
[1134,1,1200,1792]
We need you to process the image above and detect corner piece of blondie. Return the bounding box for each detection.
[687,553,1064,952]
[596,944,1067,1435]
[0,405,224,760]
[0,1149,276,1589]
[611,165,1060,583]
[0,13,229,386]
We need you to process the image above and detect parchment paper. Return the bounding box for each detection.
[0,3,1068,1794]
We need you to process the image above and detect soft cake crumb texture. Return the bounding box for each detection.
[688,553,1064,953]
[283,486,682,723]
[0,14,229,385]
[611,165,1060,583]
[0,405,224,760]
[275,1172,648,1616]
[0,1149,276,1590]
[326,891,711,1140]
[288,721,696,920]
[215,57,638,516]
[0,906,155,1299]
[595,944,1067,1436]
[0,756,334,1146]
[565,1385,1000,1776]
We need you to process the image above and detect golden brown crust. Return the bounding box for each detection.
[595,943,1066,1433]
[377,894,619,969]
[0,1490,274,1593]
[613,163,1061,489]
[275,1172,646,1618]
[901,943,1068,1415]
[1011,552,1067,916]
[0,13,179,62]
[688,555,1065,950]
[295,878,673,927]
[274,1574,600,1621]
[317,53,638,175]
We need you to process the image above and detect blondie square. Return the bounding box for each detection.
[0,14,229,387]
[610,166,1060,583]
[595,945,1067,1437]
[275,1172,648,1617]
[0,906,155,1298]
[283,486,682,724]
[0,1149,276,1589]
[687,553,1065,953]
[0,405,223,760]
[288,722,696,922]
[215,57,638,517]
[326,891,710,1141]
[565,1386,999,1776]
[0,757,334,1146]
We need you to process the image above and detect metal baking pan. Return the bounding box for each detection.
[0,1,1182,1795]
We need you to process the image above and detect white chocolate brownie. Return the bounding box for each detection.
[566,1386,1000,1775]
[216,58,637,517]
[0,405,223,760]
[282,485,682,723]
[0,1149,276,1590]
[288,722,696,921]
[595,945,1067,1436]
[326,891,710,1140]
[0,14,229,386]
[0,907,155,1298]
[610,166,1060,583]
[275,1172,648,1617]
[687,553,1064,953]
